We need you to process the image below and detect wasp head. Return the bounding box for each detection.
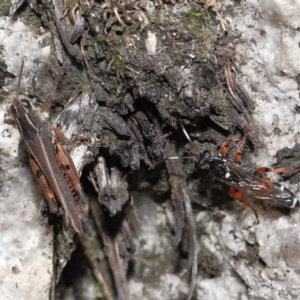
[197,150,211,166]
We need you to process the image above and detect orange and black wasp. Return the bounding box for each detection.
[177,121,299,214]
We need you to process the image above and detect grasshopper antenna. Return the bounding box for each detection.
[16,60,25,101]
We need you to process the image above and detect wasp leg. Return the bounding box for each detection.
[220,136,233,156]
[256,166,294,173]
[257,177,274,189]
[228,186,243,199]
[236,200,259,225]
[232,124,251,163]
[228,187,259,224]
[54,142,88,202]
[29,156,58,213]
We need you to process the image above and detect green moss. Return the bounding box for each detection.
[0,0,10,16]
[199,243,212,257]
[66,0,79,10]
[209,87,228,114]
[40,34,52,49]
[187,11,206,23]
[186,10,218,61]
[106,93,119,106]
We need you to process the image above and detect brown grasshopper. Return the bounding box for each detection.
[6,61,87,235]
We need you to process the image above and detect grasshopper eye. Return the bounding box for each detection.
[20,99,32,112]
[9,103,17,116]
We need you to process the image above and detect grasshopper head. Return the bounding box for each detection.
[10,99,32,117]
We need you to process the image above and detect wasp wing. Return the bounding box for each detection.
[220,160,297,208]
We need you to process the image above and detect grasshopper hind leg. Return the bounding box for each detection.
[29,156,59,213]
[54,142,88,203]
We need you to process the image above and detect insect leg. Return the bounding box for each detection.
[256,166,297,173]
[228,186,243,199]
[219,136,233,156]
[235,200,259,224]
[54,142,88,202]
[40,69,66,113]
[228,187,259,224]
[233,124,251,163]
[29,156,59,213]
[52,127,89,145]
[52,127,70,145]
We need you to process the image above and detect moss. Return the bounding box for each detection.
[106,93,119,106]
[209,87,228,115]
[187,10,206,23]
[20,5,44,33]
[0,0,10,16]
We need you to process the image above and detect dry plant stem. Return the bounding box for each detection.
[224,63,243,112]
[121,218,136,252]
[235,80,256,110]
[79,235,115,300]
[225,60,237,96]
[49,251,56,300]
[90,198,129,300]
[112,236,129,300]
[89,156,129,214]
[165,141,197,300]
[52,0,82,62]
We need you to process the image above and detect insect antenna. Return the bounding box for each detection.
[0,62,26,124]
[0,60,24,104]
[153,155,194,169]
[16,60,25,101]
[178,119,201,159]
[178,118,195,145]
[154,120,198,168]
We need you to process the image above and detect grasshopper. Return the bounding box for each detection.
[7,61,87,235]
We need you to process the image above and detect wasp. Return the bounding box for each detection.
[5,61,87,235]
[177,121,298,213]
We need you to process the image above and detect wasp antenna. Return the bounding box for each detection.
[154,156,194,168]
[167,156,181,160]
[167,156,193,160]
[178,119,192,142]
[16,60,25,101]
[178,118,199,154]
